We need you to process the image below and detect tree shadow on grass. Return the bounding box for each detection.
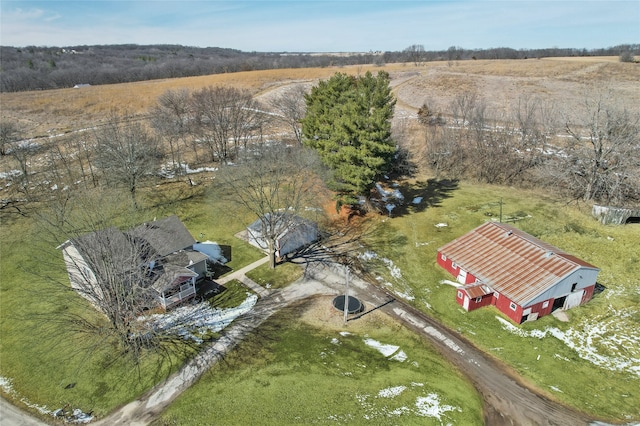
[380,178,459,218]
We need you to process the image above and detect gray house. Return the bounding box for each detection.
[59,215,210,310]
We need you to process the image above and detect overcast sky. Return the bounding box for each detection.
[1,1,638,52]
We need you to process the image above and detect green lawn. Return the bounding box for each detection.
[2,178,638,423]
[0,216,185,419]
[359,180,640,421]
[246,261,304,289]
[155,301,484,425]
[0,184,265,420]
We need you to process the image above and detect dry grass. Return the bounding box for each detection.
[0,65,385,136]
[1,57,638,138]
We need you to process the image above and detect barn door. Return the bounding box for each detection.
[457,270,467,284]
[463,296,469,310]
[564,290,584,309]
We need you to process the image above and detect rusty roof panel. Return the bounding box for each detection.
[463,283,493,298]
[438,222,598,305]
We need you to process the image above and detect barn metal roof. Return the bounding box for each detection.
[438,222,599,306]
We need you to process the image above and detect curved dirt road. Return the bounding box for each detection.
[303,261,594,426]
[4,258,604,425]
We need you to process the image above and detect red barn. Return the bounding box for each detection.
[437,222,600,324]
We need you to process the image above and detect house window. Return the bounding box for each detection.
[509,302,517,311]
[475,297,482,303]
[457,291,463,299]
[542,301,549,309]
[452,262,457,269]
[441,253,447,261]
[571,283,578,292]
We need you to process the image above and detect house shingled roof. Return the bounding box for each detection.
[438,221,599,306]
[127,215,196,257]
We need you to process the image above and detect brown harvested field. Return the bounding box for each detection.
[1,57,638,138]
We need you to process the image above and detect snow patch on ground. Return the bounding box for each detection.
[158,163,218,178]
[415,393,459,420]
[364,338,401,358]
[496,314,640,378]
[0,376,93,423]
[391,350,408,362]
[358,250,415,301]
[142,295,257,343]
[440,280,461,288]
[354,387,460,422]
[378,385,406,398]
[376,183,405,216]
[193,241,227,263]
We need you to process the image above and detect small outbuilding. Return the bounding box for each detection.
[592,205,640,225]
[247,213,318,259]
[437,222,600,324]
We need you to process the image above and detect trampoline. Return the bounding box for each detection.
[332,295,364,314]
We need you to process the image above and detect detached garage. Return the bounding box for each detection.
[437,222,600,324]
[247,213,318,259]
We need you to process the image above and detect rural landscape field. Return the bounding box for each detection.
[1,56,639,425]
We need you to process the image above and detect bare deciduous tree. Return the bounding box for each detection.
[150,89,192,174]
[0,121,20,156]
[68,134,99,188]
[9,140,41,191]
[403,44,426,66]
[449,93,478,127]
[556,88,640,204]
[216,143,325,268]
[423,94,548,185]
[37,190,200,368]
[268,84,307,145]
[191,86,270,163]
[94,115,163,208]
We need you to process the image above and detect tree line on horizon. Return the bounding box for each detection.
[1,43,637,92]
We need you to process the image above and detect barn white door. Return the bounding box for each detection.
[457,270,467,284]
[463,296,469,310]
[564,290,584,309]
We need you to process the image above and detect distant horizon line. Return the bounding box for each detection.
[2,42,638,54]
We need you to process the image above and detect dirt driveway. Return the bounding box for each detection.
[1,258,614,425]
[302,261,594,426]
[106,257,603,426]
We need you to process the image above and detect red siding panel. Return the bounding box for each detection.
[437,222,599,305]
[494,294,523,323]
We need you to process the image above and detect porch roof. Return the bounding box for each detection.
[152,264,198,293]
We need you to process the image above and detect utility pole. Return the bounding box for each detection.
[343,266,350,325]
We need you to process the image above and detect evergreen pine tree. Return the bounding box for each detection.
[302,71,395,208]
